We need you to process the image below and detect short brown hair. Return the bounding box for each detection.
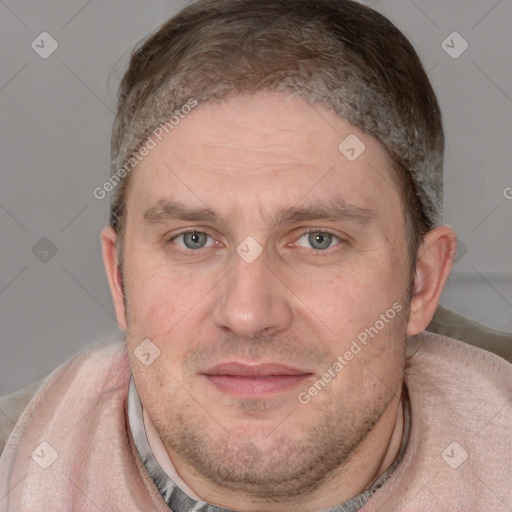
[110,0,442,273]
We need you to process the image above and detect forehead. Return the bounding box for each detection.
[125,92,403,225]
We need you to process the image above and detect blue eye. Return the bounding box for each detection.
[173,231,213,250]
[297,231,339,250]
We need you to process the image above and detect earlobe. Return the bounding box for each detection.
[100,226,127,331]
[407,225,458,336]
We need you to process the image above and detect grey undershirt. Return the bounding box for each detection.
[127,377,410,512]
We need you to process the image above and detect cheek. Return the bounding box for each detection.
[123,261,196,354]
[123,260,217,352]
[124,270,194,396]
[295,259,402,327]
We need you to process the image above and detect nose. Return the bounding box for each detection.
[212,249,293,339]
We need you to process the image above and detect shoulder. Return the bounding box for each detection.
[405,330,512,420]
[428,304,512,363]
[0,379,48,456]
[0,336,129,457]
[405,332,511,498]
[363,333,512,509]
[407,330,512,390]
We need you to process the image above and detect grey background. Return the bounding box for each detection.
[1,0,511,396]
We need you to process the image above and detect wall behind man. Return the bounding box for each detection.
[1,0,511,396]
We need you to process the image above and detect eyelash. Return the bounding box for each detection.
[167,230,217,250]
[295,229,342,250]
[165,229,344,255]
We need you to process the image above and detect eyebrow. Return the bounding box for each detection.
[142,197,376,229]
[143,199,221,226]
[269,198,376,227]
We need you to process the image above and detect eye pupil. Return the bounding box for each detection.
[184,231,207,249]
[308,232,332,250]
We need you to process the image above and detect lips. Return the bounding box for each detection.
[202,363,312,397]
[205,362,309,377]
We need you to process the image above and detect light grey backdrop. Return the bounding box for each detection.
[1,0,511,396]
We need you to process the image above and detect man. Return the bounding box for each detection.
[1,0,511,510]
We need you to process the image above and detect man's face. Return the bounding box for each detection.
[120,93,412,501]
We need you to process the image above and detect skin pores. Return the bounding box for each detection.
[107,93,414,511]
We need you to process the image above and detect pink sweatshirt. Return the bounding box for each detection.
[0,332,510,511]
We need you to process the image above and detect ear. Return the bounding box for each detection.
[407,225,458,336]
[101,226,127,331]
